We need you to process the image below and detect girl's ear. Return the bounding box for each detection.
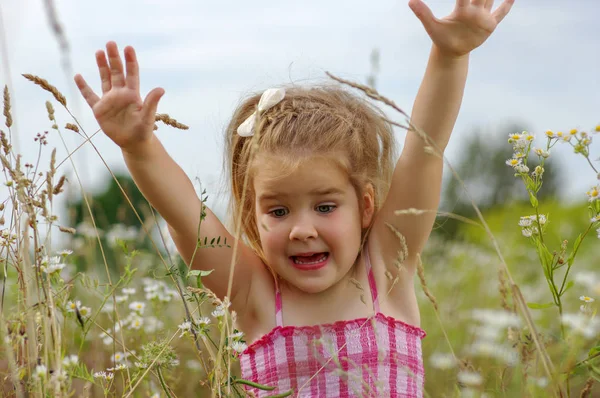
[361,184,375,229]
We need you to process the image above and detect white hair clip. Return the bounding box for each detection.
[237,88,286,137]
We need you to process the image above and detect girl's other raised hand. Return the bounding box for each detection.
[74,42,164,154]
[408,0,515,58]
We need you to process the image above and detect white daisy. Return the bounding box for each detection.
[66,300,81,313]
[62,354,78,367]
[586,186,600,202]
[230,341,247,353]
[128,301,145,314]
[457,370,483,386]
[34,364,47,379]
[122,287,136,295]
[178,321,192,338]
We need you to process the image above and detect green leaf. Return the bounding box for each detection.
[588,346,600,357]
[567,233,585,266]
[528,192,538,208]
[527,302,554,310]
[561,280,575,295]
[534,240,553,277]
[187,269,214,289]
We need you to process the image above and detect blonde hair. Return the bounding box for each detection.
[224,85,396,261]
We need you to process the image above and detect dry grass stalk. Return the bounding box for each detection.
[498,268,516,313]
[349,277,367,305]
[3,85,12,128]
[0,130,11,155]
[416,254,438,311]
[328,72,558,388]
[326,72,410,120]
[580,377,594,398]
[155,113,189,130]
[22,74,67,107]
[64,123,79,133]
[384,222,408,294]
[58,225,75,234]
[45,101,55,122]
[395,208,482,228]
[52,175,66,195]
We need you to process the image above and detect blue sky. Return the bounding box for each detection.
[2,0,599,220]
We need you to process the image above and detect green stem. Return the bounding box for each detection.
[558,225,592,296]
[232,378,276,391]
[156,367,175,398]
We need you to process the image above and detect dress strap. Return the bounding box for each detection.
[274,278,284,327]
[364,246,380,313]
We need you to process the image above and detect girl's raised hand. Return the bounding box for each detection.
[408,0,515,58]
[74,42,164,153]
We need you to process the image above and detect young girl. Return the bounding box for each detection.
[74,0,513,396]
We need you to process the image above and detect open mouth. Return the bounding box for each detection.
[291,252,328,264]
[289,252,329,270]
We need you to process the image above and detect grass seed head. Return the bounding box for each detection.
[23,74,67,107]
[65,123,79,133]
[155,113,189,130]
[3,86,12,128]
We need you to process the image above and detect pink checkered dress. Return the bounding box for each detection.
[239,249,426,397]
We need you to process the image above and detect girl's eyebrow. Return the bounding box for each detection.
[308,187,345,196]
[258,187,345,202]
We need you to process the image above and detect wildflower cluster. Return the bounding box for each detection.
[66,299,91,318]
[518,214,548,238]
[504,126,600,393]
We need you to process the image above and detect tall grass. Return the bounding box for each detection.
[0,69,598,398]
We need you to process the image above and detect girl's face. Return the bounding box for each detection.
[254,156,374,294]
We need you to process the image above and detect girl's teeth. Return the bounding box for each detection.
[293,254,327,265]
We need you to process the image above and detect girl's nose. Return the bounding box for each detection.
[289,218,318,241]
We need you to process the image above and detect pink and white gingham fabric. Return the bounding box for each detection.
[239,249,426,397]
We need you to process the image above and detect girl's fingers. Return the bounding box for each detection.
[484,0,495,10]
[74,74,100,108]
[492,0,514,23]
[124,46,140,91]
[408,0,439,39]
[141,87,165,125]
[456,0,470,7]
[471,0,486,6]
[95,50,111,94]
[106,41,126,88]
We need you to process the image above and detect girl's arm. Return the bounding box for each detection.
[121,136,261,305]
[75,42,261,307]
[370,0,514,277]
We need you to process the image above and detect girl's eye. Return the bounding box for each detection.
[316,204,336,213]
[269,208,288,218]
